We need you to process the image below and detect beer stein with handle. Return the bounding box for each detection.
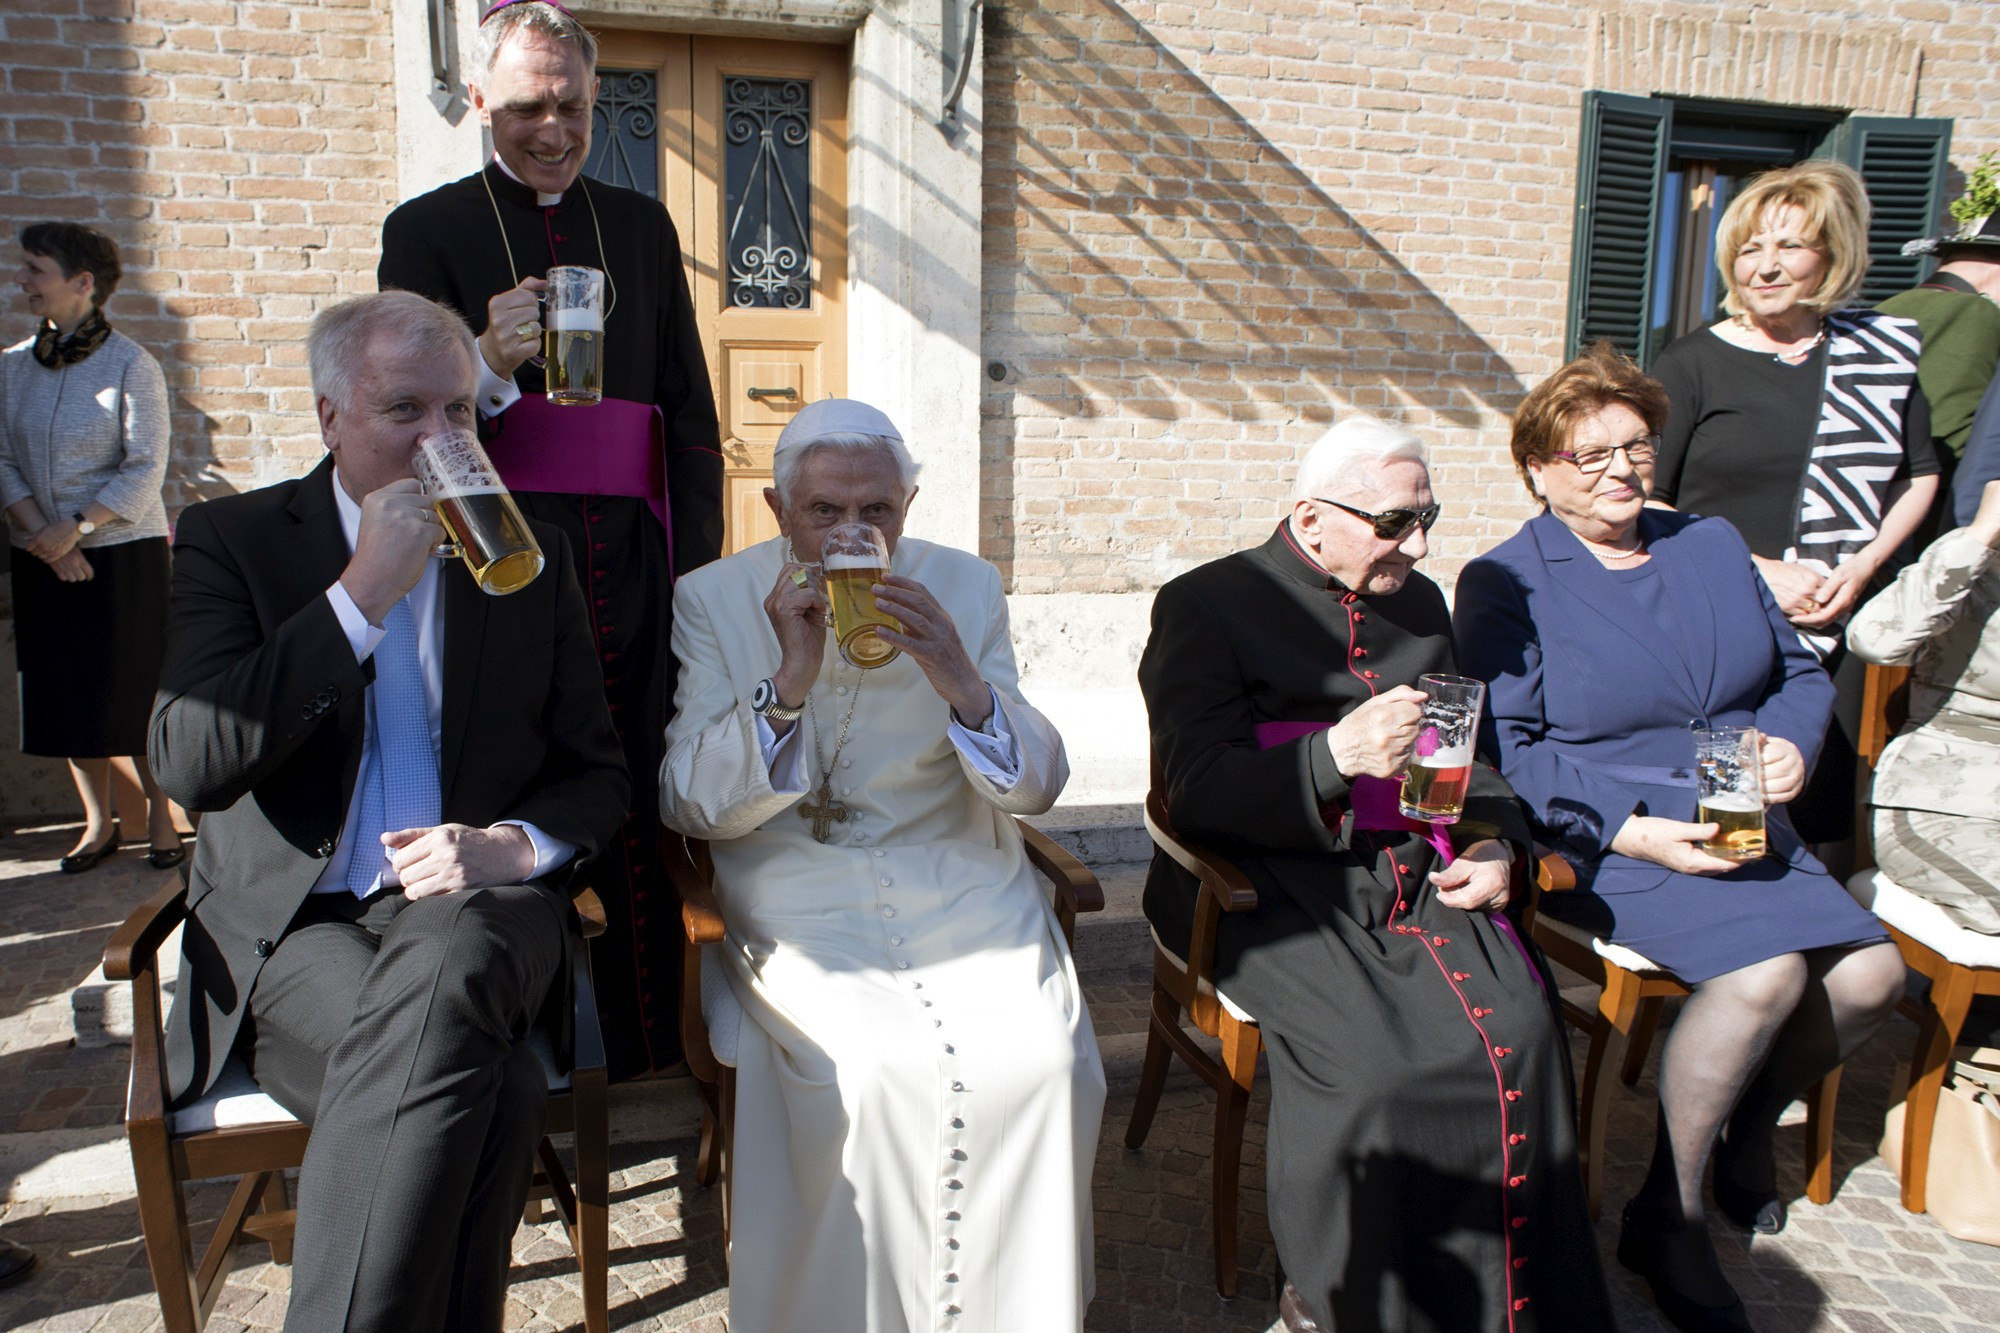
[411,429,545,596]
[1692,724,1766,861]
[820,522,902,668]
[1399,673,1484,824]
[544,265,604,406]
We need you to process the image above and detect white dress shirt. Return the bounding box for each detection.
[311,471,577,893]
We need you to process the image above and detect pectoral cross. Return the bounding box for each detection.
[800,776,850,843]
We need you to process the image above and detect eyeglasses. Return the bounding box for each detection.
[1549,436,1660,474]
[1312,497,1442,541]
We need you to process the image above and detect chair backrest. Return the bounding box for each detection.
[1857,662,1913,772]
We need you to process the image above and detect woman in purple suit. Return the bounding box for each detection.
[1453,345,1904,1333]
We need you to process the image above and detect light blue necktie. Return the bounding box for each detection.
[344,597,442,895]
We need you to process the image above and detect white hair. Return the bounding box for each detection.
[309,291,476,413]
[1293,414,1429,503]
[773,431,920,504]
[472,2,598,84]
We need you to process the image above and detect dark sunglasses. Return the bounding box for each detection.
[1313,497,1441,541]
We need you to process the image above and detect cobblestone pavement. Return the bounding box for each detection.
[4,821,1999,1331]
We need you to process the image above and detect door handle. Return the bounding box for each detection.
[746,386,798,403]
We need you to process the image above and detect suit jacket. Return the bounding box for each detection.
[1453,508,1834,894]
[149,458,629,1104]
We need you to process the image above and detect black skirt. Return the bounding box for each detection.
[11,536,171,758]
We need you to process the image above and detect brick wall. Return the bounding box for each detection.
[0,0,398,510]
[980,0,2000,593]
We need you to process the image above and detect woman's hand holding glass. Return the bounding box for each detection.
[1758,733,1807,804]
[1610,814,1743,876]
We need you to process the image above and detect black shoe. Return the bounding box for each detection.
[1617,1203,1757,1333]
[146,842,186,870]
[0,1237,35,1289]
[1713,1175,1786,1235]
[59,823,120,875]
[1278,1282,1327,1333]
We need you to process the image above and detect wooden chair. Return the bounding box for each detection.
[1527,851,1841,1220]
[1848,661,2000,1215]
[103,878,611,1333]
[1122,760,1262,1298]
[665,820,1106,1260]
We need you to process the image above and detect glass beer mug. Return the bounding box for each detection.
[411,430,545,596]
[543,265,604,406]
[1399,673,1484,824]
[1693,724,1767,861]
[820,522,902,669]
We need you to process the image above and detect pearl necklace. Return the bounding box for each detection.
[1734,313,1825,364]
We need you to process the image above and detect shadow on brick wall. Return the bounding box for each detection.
[979,0,1533,584]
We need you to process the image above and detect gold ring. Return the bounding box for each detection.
[513,321,538,339]
[791,568,810,588]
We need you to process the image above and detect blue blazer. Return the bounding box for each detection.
[1452,509,1835,895]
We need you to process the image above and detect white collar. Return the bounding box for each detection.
[331,465,365,554]
[492,153,567,208]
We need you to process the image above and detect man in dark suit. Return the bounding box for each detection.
[149,291,628,1331]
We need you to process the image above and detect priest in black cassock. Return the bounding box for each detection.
[378,0,722,1078]
[1139,416,1612,1333]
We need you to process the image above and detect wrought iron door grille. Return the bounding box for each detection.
[724,76,813,309]
[586,70,659,198]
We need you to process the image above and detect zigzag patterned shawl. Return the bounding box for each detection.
[1786,307,1921,658]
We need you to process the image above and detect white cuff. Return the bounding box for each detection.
[476,358,522,418]
[492,819,579,880]
[754,712,813,794]
[948,685,1021,791]
[326,582,388,663]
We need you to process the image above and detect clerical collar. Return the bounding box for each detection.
[487,155,567,208]
[1268,520,1352,594]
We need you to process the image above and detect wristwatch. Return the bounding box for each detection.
[72,513,96,536]
[750,677,804,723]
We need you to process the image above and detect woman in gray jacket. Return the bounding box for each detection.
[3,223,180,871]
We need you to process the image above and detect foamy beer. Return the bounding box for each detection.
[411,430,545,596]
[821,521,901,669]
[543,265,604,406]
[1693,724,1767,861]
[1399,673,1485,824]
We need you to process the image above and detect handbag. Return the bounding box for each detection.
[1881,1047,2000,1246]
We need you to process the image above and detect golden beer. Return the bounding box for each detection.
[826,558,901,668]
[543,310,603,407]
[435,487,545,595]
[1400,753,1473,824]
[1698,793,1766,862]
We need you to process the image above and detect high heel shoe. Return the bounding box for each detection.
[60,822,121,874]
[1617,1202,1757,1332]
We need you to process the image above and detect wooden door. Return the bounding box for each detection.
[590,32,850,553]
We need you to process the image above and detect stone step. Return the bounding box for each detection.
[1069,860,1149,978]
[1028,801,1152,868]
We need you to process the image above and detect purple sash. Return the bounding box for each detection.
[1252,719,1546,989]
[483,393,673,564]
[1253,720,1453,863]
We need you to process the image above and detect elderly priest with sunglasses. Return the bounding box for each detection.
[1139,415,1611,1333]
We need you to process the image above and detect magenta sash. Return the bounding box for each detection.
[483,393,672,556]
[1253,719,1544,991]
[1253,720,1453,863]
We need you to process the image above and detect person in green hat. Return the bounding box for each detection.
[1877,153,2000,530]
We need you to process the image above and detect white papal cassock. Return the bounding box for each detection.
[659,535,1104,1333]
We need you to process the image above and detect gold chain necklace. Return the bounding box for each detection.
[479,165,618,322]
[800,675,864,842]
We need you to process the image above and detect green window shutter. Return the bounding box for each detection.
[1829,117,1954,304]
[1567,92,1671,364]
